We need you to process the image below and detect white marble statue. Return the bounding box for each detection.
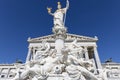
[66,55,97,80]
[13,48,65,80]
[61,43,98,80]
[13,59,48,80]
[68,39,85,59]
[11,0,107,79]
[13,38,99,80]
[34,40,50,60]
[47,0,69,27]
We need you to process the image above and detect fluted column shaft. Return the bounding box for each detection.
[94,46,102,69]
[26,47,32,62]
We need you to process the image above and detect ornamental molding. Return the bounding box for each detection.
[28,33,98,43]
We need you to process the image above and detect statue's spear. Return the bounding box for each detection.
[64,0,69,26]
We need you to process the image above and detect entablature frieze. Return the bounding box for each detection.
[28,33,98,43]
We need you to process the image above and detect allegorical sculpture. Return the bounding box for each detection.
[47,0,69,27]
[13,40,100,80]
[12,1,107,80]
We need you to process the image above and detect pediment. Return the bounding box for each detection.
[28,33,98,43]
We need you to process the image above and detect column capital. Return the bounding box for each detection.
[84,46,88,48]
[93,45,98,48]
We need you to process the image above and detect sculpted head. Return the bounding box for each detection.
[57,2,61,9]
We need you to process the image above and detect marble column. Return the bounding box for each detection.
[55,39,65,56]
[91,59,98,74]
[84,46,89,60]
[26,47,32,62]
[32,47,36,60]
[7,68,10,78]
[93,46,102,69]
[0,68,2,75]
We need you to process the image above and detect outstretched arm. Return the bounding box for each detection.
[48,12,54,16]
[47,7,54,16]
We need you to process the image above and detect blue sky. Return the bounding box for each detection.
[0,0,120,63]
